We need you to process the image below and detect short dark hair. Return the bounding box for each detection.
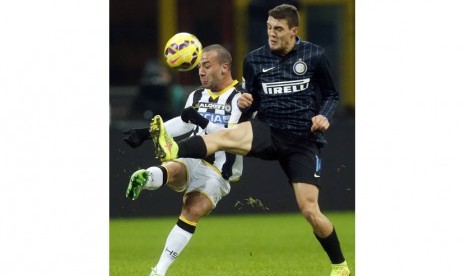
[203,44,232,71]
[268,4,299,28]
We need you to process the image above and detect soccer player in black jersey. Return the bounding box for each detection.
[150,4,351,275]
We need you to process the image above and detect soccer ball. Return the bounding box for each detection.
[164,32,202,71]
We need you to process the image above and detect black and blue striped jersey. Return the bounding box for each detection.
[243,38,339,142]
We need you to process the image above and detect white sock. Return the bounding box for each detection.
[153,225,193,275]
[144,166,165,190]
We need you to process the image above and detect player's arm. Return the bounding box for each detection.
[181,106,223,134]
[238,92,253,110]
[165,116,196,136]
[181,90,244,134]
[166,92,199,135]
[123,91,198,148]
[315,49,339,123]
[239,57,261,113]
[228,92,245,126]
[311,49,339,132]
[122,117,195,148]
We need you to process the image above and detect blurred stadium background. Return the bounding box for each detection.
[110,0,355,217]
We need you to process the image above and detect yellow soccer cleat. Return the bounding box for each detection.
[150,115,179,162]
[330,261,351,276]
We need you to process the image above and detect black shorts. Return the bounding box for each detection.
[247,119,323,187]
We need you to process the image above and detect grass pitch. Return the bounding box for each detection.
[110,212,354,275]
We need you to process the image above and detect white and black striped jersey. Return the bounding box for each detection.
[165,80,246,181]
[243,38,339,143]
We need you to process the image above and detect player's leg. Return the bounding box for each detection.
[151,192,213,276]
[187,118,279,157]
[293,183,350,276]
[126,161,187,200]
[293,183,333,236]
[150,114,253,162]
[278,142,349,276]
[151,159,230,276]
[201,122,253,155]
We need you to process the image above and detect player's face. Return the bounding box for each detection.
[267,16,298,54]
[198,51,223,91]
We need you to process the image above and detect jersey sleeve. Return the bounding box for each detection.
[227,92,242,126]
[242,55,261,113]
[165,116,195,137]
[315,49,340,122]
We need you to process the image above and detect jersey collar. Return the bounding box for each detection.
[207,80,238,100]
[289,36,301,52]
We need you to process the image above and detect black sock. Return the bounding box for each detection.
[315,227,345,264]
[177,135,207,158]
[158,165,168,186]
[176,218,196,234]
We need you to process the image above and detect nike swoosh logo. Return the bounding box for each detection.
[170,56,180,64]
[314,173,320,178]
[262,67,275,73]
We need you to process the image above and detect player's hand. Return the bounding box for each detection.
[238,93,253,110]
[122,128,151,148]
[311,115,330,132]
[181,106,209,129]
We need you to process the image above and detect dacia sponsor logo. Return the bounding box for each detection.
[262,79,310,95]
[199,112,230,124]
[198,102,227,110]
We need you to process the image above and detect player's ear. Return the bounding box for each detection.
[222,63,229,74]
[291,26,299,36]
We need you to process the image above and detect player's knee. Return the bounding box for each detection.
[183,203,210,219]
[163,161,186,185]
[299,202,320,223]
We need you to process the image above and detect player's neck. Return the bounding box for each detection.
[209,78,237,96]
[212,77,234,93]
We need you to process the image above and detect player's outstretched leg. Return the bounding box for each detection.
[126,169,148,200]
[330,261,351,276]
[150,115,179,162]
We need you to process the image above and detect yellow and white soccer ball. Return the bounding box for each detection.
[164,32,202,71]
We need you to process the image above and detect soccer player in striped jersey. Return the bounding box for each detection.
[149,4,351,276]
[123,44,249,276]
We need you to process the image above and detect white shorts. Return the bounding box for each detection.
[172,158,231,208]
